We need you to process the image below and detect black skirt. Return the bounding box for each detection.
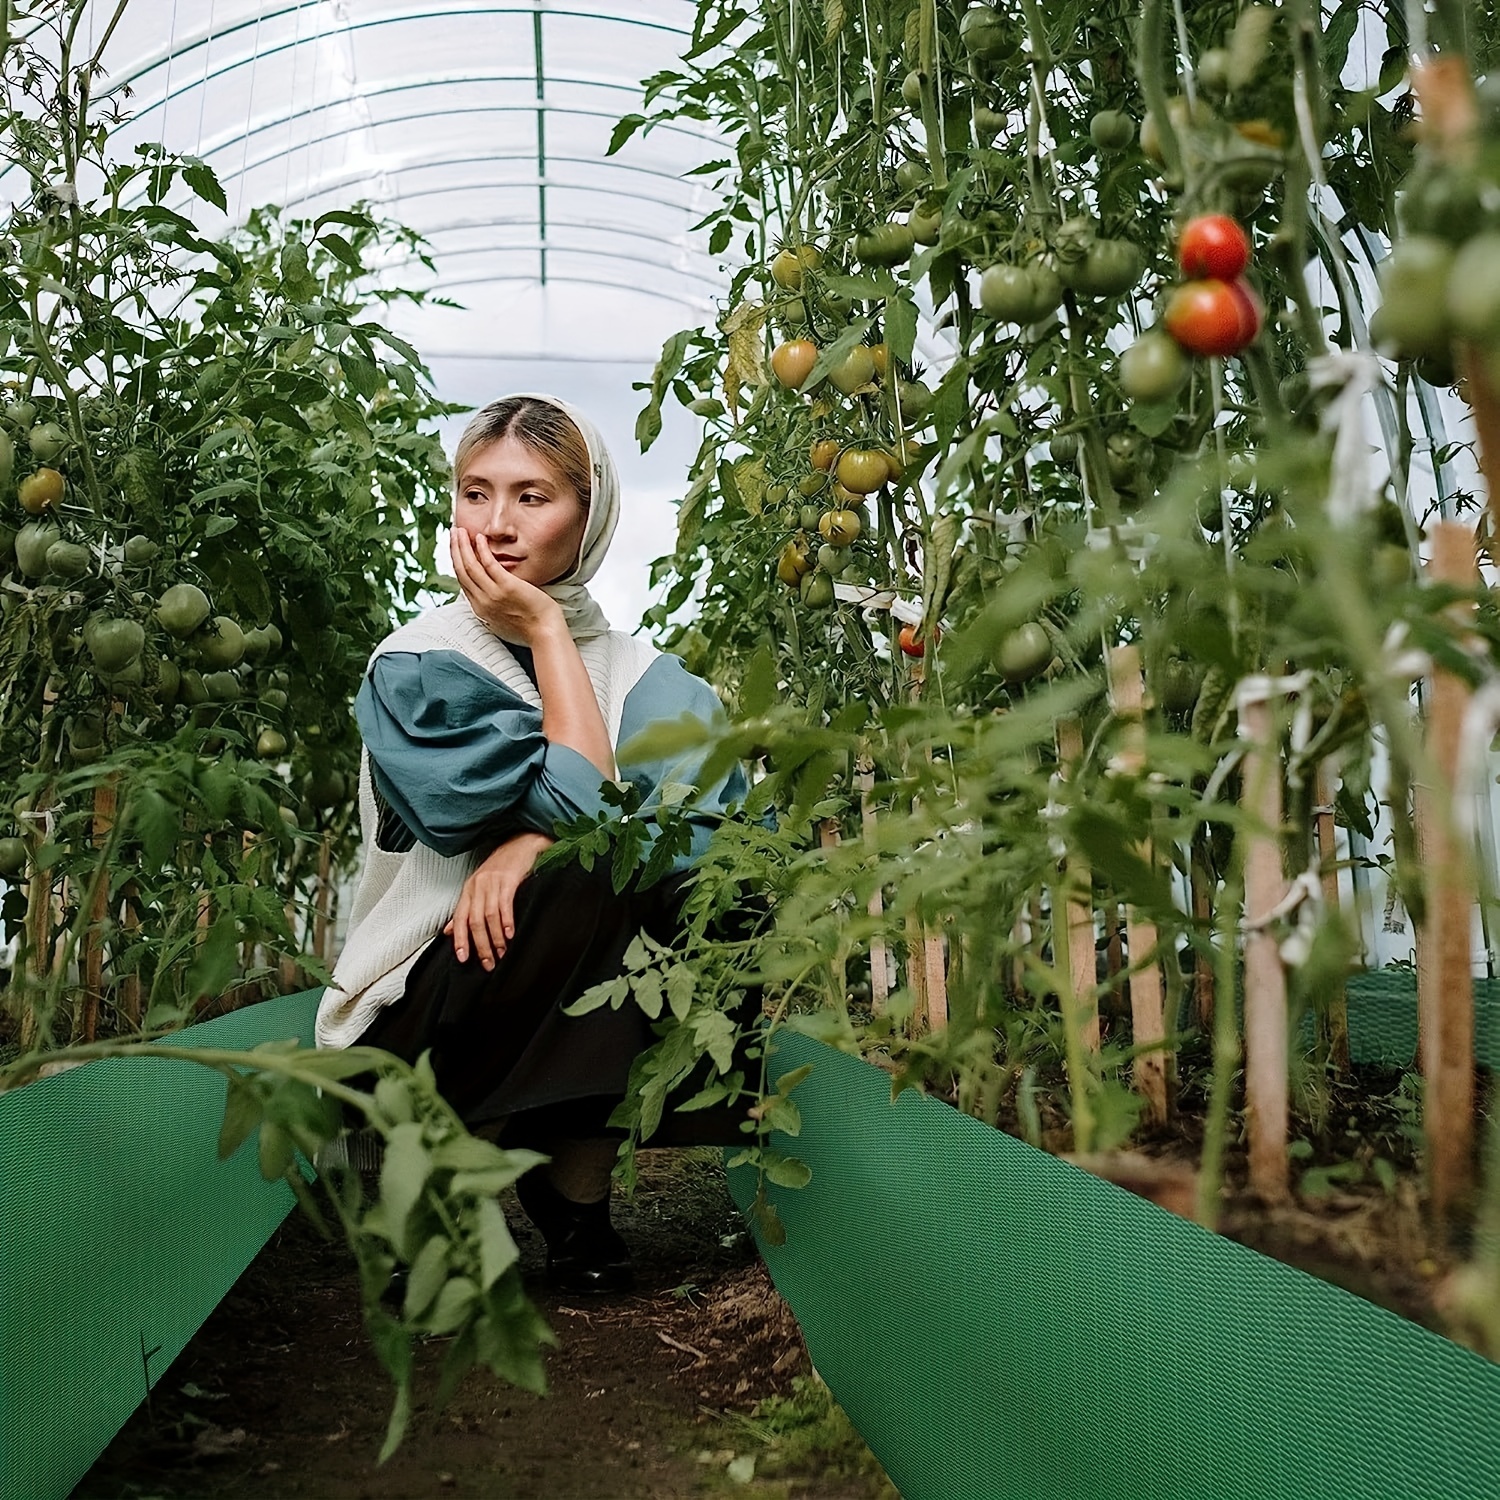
[353,856,751,1146]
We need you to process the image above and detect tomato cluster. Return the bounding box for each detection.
[1160,215,1263,359]
[1373,157,1500,383]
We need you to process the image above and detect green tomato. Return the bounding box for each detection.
[202,669,242,702]
[972,105,1007,140]
[27,422,68,463]
[1089,109,1136,151]
[85,616,146,675]
[1026,261,1064,319]
[1196,48,1232,96]
[1048,430,1080,465]
[0,835,26,879]
[45,539,91,580]
[800,570,836,608]
[1399,168,1488,246]
[901,70,924,109]
[894,160,928,195]
[1447,232,1500,343]
[1105,430,1153,486]
[1374,236,1455,359]
[1119,332,1189,403]
[854,221,915,269]
[995,621,1052,683]
[155,582,212,637]
[1053,215,1097,264]
[908,203,942,246]
[1065,239,1144,297]
[979,264,1036,322]
[199,616,246,670]
[959,4,1018,62]
[14,520,57,578]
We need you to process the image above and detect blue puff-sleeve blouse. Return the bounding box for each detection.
[354,646,746,868]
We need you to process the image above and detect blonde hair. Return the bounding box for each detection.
[452,397,592,510]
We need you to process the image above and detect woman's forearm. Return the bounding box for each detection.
[530,623,617,779]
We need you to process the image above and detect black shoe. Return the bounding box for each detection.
[515,1171,635,1295]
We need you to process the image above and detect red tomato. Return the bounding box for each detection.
[1164,277,1262,357]
[1226,276,1264,344]
[898,623,939,658]
[1177,214,1251,279]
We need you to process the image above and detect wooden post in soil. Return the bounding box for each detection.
[1239,683,1289,1203]
[1313,762,1349,1071]
[1053,716,1100,1050]
[857,766,890,1012]
[79,777,118,1044]
[922,921,948,1028]
[1418,522,1479,1223]
[1107,647,1168,1125]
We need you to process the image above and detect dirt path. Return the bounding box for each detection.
[75,1150,893,1499]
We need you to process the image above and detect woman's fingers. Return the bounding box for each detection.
[478,895,509,970]
[498,879,517,943]
[450,871,518,971]
[449,888,472,964]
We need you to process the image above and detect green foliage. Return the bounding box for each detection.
[587,0,1500,1285]
[0,1033,556,1463]
[0,4,461,1045]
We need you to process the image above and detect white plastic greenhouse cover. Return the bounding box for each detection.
[61,0,731,627]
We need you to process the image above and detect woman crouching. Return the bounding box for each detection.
[316,393,746,1293]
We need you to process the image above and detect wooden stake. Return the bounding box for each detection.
[1418,521,1478,1223]
[857,768,890,1012]
[1313,762,1349,1071]
[1108,647,1168,1126]
[1054,716,1099,1050]
[905,909,929,1030]
[922,922,947,1029]
[1241,689,1289,1203]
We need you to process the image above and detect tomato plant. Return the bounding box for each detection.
[0,12,456,1052]
[611,0,1500,1317]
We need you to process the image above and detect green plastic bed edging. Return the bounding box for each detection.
[727,1031,1500,1500]
[0,989,323,1500]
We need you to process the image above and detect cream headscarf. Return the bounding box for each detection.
[458,391,620,644]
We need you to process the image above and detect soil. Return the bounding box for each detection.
[73,1150,893,1500]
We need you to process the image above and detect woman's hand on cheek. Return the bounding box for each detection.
[443,831,554,970]
[450,528,564,645]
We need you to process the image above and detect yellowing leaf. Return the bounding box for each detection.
[720,300,766,417]
[822,0,847,44]
[734,456,768,516]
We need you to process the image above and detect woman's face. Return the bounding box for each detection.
[453,433,589,588]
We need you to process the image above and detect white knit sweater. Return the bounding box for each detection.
[315,601,658,1050]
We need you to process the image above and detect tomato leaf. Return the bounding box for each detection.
[317,231,364,272]
[885,293,918,365]
[181,157,227,212]
[606,113,648,156]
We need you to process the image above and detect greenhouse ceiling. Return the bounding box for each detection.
[65,0,728,439]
